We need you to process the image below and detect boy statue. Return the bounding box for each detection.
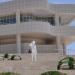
[29,41,37,62]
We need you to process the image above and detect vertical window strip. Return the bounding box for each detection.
[0,14,16,25]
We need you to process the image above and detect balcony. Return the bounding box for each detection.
[0,21,54,36]
[0,21,75,37]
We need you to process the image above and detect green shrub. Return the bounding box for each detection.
[0,72,20,75]
[57,57,75,70]
[10,55,16,60]
[4,53,9,58]
[57,61,62,70]
[10,55,21,60]
[68,57,74,69]
[41,71,67,75]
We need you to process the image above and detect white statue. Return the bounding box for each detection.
[29,41,37,62]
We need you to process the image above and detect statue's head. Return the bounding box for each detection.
[32,41,35,44]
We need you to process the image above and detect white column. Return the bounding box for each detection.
[16,9,21,54]
[16,34,21,54]
[55,15,63,56]
[62,42,66,55]
[56,36,63,55]
[16,9,20,24]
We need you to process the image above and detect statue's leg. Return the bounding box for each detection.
[34,53,37,62]
[32,53,34,62]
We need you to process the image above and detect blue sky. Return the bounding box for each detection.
[66,42,75,55]
[48,0,75,4]
[0,0,12,2]
[0,0,75,4]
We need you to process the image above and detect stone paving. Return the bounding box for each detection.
[0,53,74,75]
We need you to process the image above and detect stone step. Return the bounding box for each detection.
[0,53,73,75]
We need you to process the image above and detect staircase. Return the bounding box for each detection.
[0,53,74,75]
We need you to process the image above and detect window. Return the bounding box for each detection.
[20,14,33,22]
[47,16,55,25]
[20,13,55,26]
[0,14,16,25]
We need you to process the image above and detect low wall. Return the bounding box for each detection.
[0,43,57,53]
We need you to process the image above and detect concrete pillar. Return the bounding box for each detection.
[16,9,21,54]
[16,34,21,54]
[16,9,20,24]
[62,41,66,55]
[56,36,64,55]
[55,15,63,56]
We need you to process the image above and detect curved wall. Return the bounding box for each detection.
[0,0,49,15]
[0,21,75,37]
[49,4,75,14]
[1,0,75,16]
[49,25,75,37]
[0,21,54,36]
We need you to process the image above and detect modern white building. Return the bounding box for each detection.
[0,0,75,55]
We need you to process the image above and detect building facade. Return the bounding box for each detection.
[0,0,75,55]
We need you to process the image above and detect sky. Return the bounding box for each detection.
[66,19,75,55]
[0,0,75,55]
[0,0,75,4]
[0,0,12,3]
[48,0,75,4]
[66,42,75,55]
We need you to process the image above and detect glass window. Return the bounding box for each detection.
[0,14,16,25]
[47,17,55,25]
[20,13,55,26]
